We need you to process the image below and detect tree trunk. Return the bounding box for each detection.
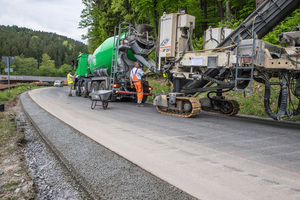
[153,0,158,38]
[217,0,224,21]
[200,0,208,31]
[226,0,231,23]
[204,0,207,30]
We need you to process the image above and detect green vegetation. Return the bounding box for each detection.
[148,78,173,94]
[0,112,15,148]
[80,0,300,53]
[80,0,259,52]
[0,84,41,148]
[0,25,87,76]
[3,195,20,200]
[0,84,37,199]
[225,82,300,122]
[263,9,300,45]
[6,180,21,187]
[0,84,40,104]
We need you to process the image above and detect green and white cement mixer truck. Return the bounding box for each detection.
[73,23,156,102]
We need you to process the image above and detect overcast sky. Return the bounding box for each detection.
[0,0,87,44]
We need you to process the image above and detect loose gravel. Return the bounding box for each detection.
[17,112,83,200]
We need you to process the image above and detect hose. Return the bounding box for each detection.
[207,87,233,99]
[263,72,288,120]
[291,77,300,116]
[189,27,195,51]
[192,26,220,50]
[171,23,194,64]
[287,55,300,64]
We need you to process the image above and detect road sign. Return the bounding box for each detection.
[4,68,13,73]
[1,56,14,97]
[2,56,15,67]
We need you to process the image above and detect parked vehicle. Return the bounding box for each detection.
[54,80,63,87]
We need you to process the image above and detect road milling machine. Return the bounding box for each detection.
[153,0,300,120]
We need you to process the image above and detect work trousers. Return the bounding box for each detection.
[134,81,143,103]
[68,83,73,95]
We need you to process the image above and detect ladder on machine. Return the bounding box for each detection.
[110,26,119,90]
[110,22,132,90]
[234,33,256,94]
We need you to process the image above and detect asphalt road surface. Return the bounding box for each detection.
[29,87,300,200]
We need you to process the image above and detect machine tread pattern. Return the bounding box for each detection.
[156,97,201,118]
[202,99,240,116]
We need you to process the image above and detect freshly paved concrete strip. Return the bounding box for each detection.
[25,87,300,199]
[21,91,195,199]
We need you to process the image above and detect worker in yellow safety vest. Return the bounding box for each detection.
[130,62,151,107]
[67,70,74,96]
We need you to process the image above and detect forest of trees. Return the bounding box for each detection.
[0,25,88,77]
[80,0,300,53]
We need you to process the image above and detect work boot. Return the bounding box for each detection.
[136,103,144,107]
[69,94,72,96]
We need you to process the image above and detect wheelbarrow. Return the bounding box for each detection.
[89,90,112,110]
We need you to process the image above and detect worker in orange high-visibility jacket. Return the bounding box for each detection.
[130,62,151,107]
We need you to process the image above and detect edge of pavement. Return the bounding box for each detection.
[20,91,97,199]
[20,91,197,200]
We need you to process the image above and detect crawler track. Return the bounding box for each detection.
[156,97,201,118]
[202,99,240,116]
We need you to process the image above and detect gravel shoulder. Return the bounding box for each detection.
[19,111,84,200]
[20,91,196,199]
[0,94,84,199]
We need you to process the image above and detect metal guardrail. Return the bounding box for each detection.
[0,75,66,83]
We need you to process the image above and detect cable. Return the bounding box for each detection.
[173,24,193,63]
[207,87,233,99]
[287,55,300,64]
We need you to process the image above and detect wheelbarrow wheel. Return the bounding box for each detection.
[102,101,108,110]
[91,101,97,109]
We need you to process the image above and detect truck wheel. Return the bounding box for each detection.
[75,82,81,96]
[81,81,88,98]
[142,95,148,103]
[92,81,100,92]
[99,81,106,90]
[142,88,150,103]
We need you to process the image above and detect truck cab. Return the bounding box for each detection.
[74,53,93,97]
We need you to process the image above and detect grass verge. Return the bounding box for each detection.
[0,83,41,104]
[0,83,41,200]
